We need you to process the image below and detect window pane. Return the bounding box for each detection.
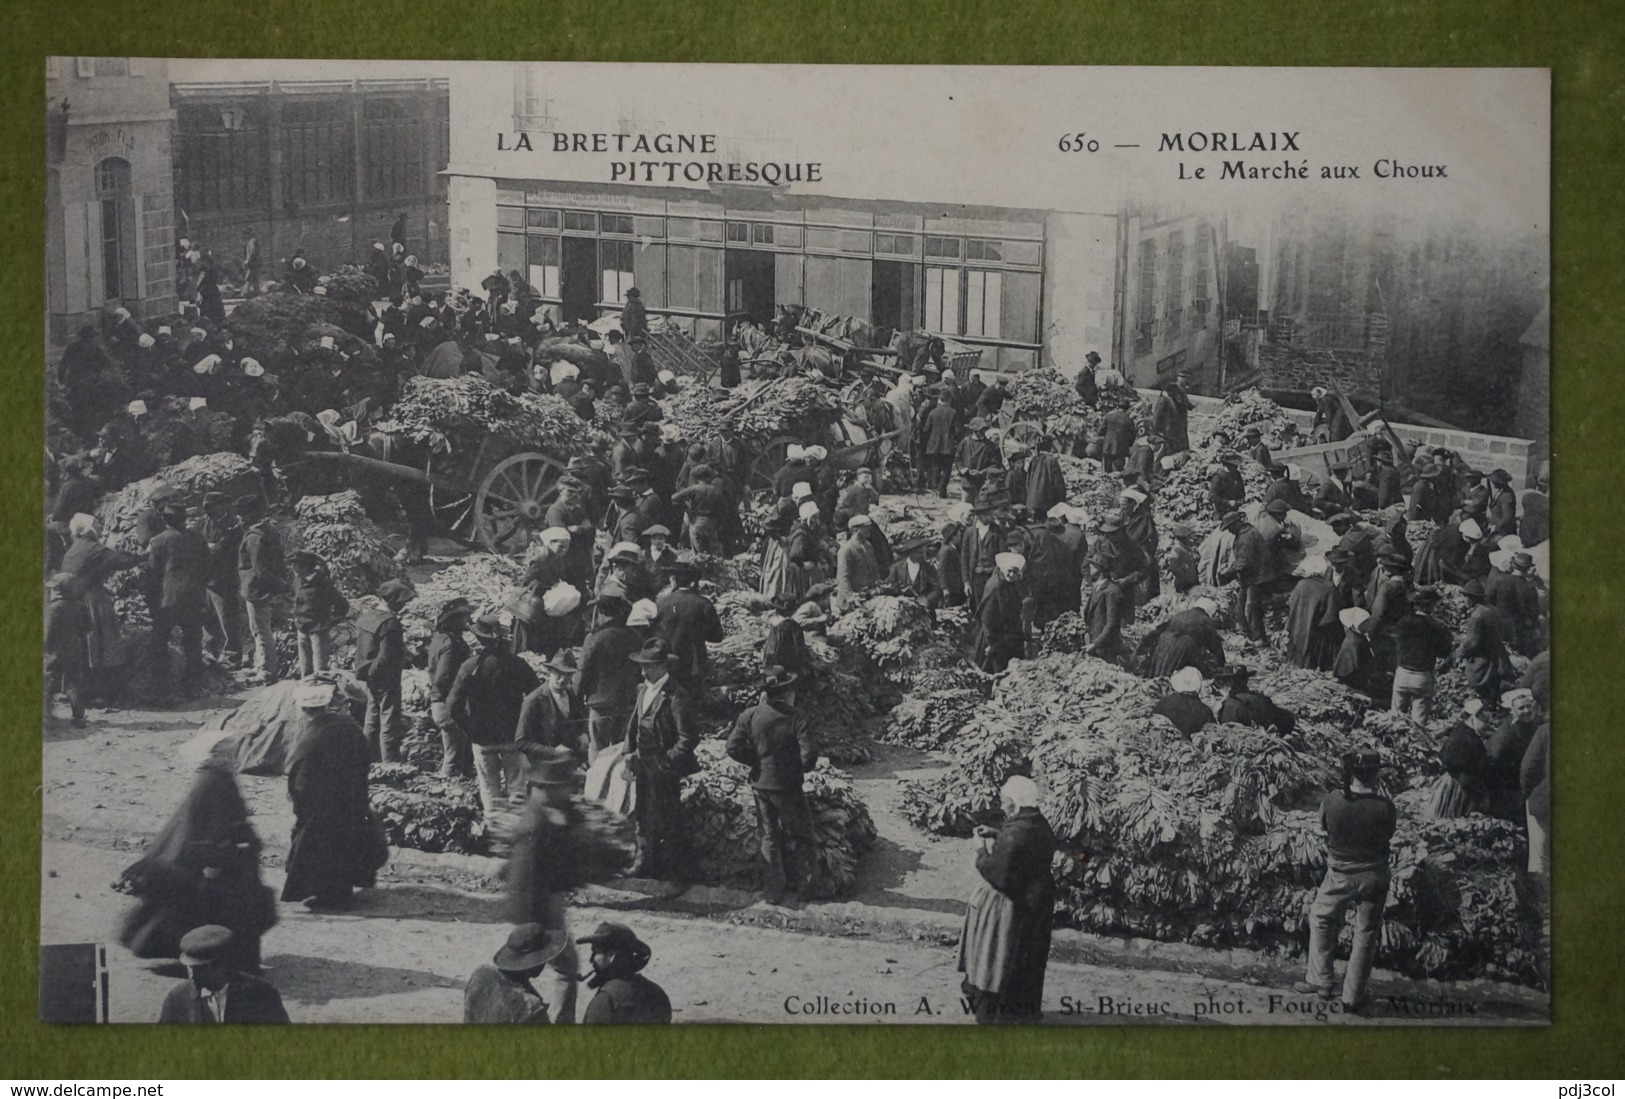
[667,217,696,240]
[694,219,724,242]
[774,225,802,248]
[840,230,871,253]
[753,223,775,245]
[1000,271,1041,343]
[498,206,525,228]
[966,269,1002,338]
[498,231,526,277]
[562,210,596,232]
[602,214,634,235]
[633,215,665,239]
[1004,239,1041,266]
[925,267,961,335]
[806,227,841,251]
[527,208,560,229]
[727,221,750,243]
[875,233,917,256]
[925,236,961,259]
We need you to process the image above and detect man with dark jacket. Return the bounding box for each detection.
[1390,587,1454,721]
[427,597,474,779]
[577,595,642,763]
[1207,453,1246,518]
[1083,559,1129,665]
[624,639,699,880]
[1486,469,1519,538]
[921,397,960,497]
[354,579,416,763]
[146,502,210,702]
[655,558,723,690]
[578,921,673,1024]
[887,536,942,609]
[1213,665,1297,733]
[619,289,648,341]
[1295,749,1396,1011]
[464,923,569,1024]
[1074,352,1101,408]
[1220,511,1270,642]
[726,666,819,905]
[1098,403,1136,473]
[450,615,541,816]
[236,496,285,683]
[1152,377,1194,455]
[517,650,588,762]
[158,926,289,1024]
[290,552,348,678]
[1152,666,1216,736]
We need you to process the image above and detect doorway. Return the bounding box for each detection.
[872,259,917,334]
[724,248,776,327]
[559,236,598,322]
[95,157,137,304]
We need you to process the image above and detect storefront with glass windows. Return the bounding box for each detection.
[463,177,1114,375]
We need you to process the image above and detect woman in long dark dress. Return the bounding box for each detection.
[117,757,277,973]
[281,680,376,910]
[1423,698,1498,819]
[957,776,1058,1024]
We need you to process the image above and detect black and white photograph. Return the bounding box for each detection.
[40,59,1550,1026]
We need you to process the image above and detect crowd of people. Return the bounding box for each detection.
[47,234,1551,1023]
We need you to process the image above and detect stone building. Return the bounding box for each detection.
[46,57,177,339]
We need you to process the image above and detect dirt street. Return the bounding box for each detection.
[39,696,1546,1027]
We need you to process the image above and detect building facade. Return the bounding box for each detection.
[46,57,177,339]
[1111,206,1226,390]
[445,64,1117,375]
[168,76,451,282]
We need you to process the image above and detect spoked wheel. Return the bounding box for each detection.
[748,435,798,495]
[1001,420,1045,461]
[474,451,567,554]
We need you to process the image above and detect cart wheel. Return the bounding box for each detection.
[1001,420,1045,462]
[748,435,798,495]
[474,451,567,555]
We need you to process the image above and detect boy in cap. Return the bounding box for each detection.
[727,666,819,905]
[517,650,588,763]
[1295,748,1396,1012]
[655,556,723,690]
[354,578,417,762]
[463,924,570,1024]
[579,922,672,1023]
[290,550,349,677]
[1390,587,1453,721]
[428,597,475,779]
[158,926,289,1024]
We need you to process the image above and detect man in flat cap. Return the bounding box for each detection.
[158,926,289,1024]
[1294,748,1396,1013]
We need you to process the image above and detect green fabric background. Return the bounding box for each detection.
[3,0,1621,1078]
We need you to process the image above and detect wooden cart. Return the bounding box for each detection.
[291,432,568,555]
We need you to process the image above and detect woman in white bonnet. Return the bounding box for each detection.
[956,773,1058,1024]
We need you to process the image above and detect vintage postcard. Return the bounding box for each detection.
[40,60,1549,1026]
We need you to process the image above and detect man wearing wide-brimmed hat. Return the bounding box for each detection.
[1449,579,1515,704]
[887,533,942,609]
[624,638,698,880]
[449,614,542,816]
[463,923,571,1024]
[727,665,818,905]
[1294,748,1395,1013]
